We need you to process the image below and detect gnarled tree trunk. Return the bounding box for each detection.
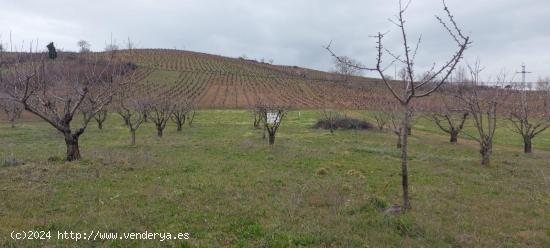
[480,140,492,166]
[64,133,81,161]
[156,125,164,138]
[450,130,458,144]
[268,132,275,145]
[523,136,532,153]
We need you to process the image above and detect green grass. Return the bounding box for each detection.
[0,110,549,247]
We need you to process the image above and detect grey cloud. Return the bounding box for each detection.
[0,0,548,81]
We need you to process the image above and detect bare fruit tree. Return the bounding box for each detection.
[326,0,470,210]
[116,95,146,146]
[506,85,550,153]
[150,97,175,138]
[0,51,135,161]
[255,102,288,145]
[425,92,469,144]
[93,110,108,130]
[331,56,364,82]
[454,63,510,166]
[172,100,194,132]
[0,98,23,128]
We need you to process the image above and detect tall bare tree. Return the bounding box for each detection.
[0,50,135,161]
[326,0,470,210]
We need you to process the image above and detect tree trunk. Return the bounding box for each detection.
[524,136,532,153]
[396,133,402,148]
[157,127,163,138]
[480,144,491,166]
[131,130,136,146]
[450,130,458,144]
[268,132,275,145]
[11,121,15,128]
[97,121,103,130]
[64,133,81,161]
[401,106,411,210]
[177,123,182,132]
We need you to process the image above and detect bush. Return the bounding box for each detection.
[314,116,373,130]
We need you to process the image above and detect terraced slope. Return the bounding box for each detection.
[114,49,386,109]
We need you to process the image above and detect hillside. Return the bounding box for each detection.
[114,49,386,109]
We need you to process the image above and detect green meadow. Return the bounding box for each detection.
[0,110,549,247]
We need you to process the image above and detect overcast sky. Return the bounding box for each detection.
[1,0,548,81]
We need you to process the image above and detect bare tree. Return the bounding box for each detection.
[506,84,550,153]
[536,77,550,91]
[116,96,146,146]
[331,56,363,82]
[426,93,469,144]
[371,111,388,131]
[251,107,263,129]
[187,109,196,127]
[0,99,23,128]
[93,109,108,130]
[0,51,135,161]
[172,100,194,132]
[77,40,91,53]
[150,97,175,138]
[454,63,510,165]
[255,103,288,145]
[326,0,470,211]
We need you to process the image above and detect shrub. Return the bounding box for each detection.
[314,116,373,130]
[316,167,328,176]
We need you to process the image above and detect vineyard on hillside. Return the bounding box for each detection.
[111,49,390,109]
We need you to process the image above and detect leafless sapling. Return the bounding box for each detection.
[326,0,470,210]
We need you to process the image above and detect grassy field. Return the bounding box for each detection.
[0,110,549,247]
